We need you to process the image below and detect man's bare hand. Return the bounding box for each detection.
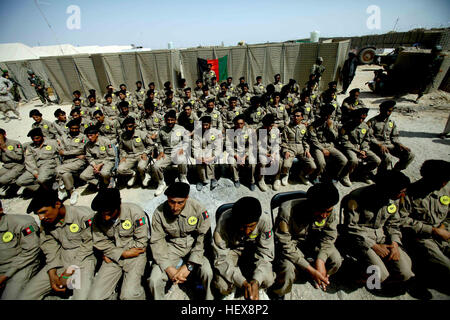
[322,149,330,157]
[243,280,252,300]
[432,227,450,241]
[0,275,8,289]
[102,255,113,263]
[165,266,178,281]
[379,145,389,154]
[249,280,260,300]
[372,244,390,258]
[172,265,190,284]
[48,270,66,293]
[386,242,400,261]
[307,265,330,291]
[121,247,145,259]
[141,154,148,161]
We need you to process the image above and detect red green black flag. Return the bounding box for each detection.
[198,55,228,82]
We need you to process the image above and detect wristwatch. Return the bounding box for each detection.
[186,262,194,272]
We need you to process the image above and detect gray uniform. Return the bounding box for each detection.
[57,133,87,192]
[32,119,58,140]
[267,104,289,130]
[149,198,213,300]
[252,83,266,96]
[102,103,120,120]
[222,107,243,129]
[16,139,60,191]
[139,112,164,143]
[203,70,217,87]
[281,122,316,173]
[0,138,25,186]
[117,130,153,180]
[342,185,415,282]
[338,122,381,177]
[0,77,20,120]
[226,126,256,184]
[213,209,275,294]
[237,93,253,110]
[367,115,414,172]
[272,199,342,296]
[88,203,149,300]
[309,119,348,179]
[97,118,120,145]
[54,120,68,139]
[193,128,222,183]
[19,206,96,300]
[244,107,266,128]
[341,97,365,124]
[0,214,40,300]
[400,182,450,279]
[80,136,115,186]
[152,124,189,183]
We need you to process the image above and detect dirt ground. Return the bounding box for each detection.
[1,65,449,300]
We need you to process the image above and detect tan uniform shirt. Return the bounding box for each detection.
[213,209,274,286]
[150,198,210,270]
[92,203,149,264]
[0,214,40,278]
[32,119,58,140]
[1,138,24,168]
[119,130,153,158]
[24,139,60,175]
[41,206,95,271]
[84,136,115,166]
[281,122,310,154]
[275,199,338,269]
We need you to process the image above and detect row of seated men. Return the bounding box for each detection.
[1,161,449,301]
[0,92,414,203]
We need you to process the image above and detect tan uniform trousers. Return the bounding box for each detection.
[356,246,414,283]
[272,247,342,296]
[0,163,24,185]
[1,261,40,300]
[56,159,86,192]
[213,249,275,295]
[16,166,56,191]
[342,149,381,176]
[152,156,187,183]
[88,254,147,300]
[0,100,20,118]
[148,254,213,300]
[196,163,215,183]
[311,146,348,179]
[282,145,317,175]
[18,260,95,300]
[80,162,114,186]
[117,156,149,179]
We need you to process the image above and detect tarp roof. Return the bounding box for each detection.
[0,43,40,62]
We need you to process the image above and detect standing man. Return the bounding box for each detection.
[27,70,52,106]
[149,182,213,300]
[213,196,275,300]
[0,200,40,300]
[203,63,217,88]
[0,75,21,122]
[367,100,414,173]
[88,188,149,300]
[0,128,25,196]
[19,188,96,300]
[270,183,342,298]
[311,57,325,89]
[340,52,358,95]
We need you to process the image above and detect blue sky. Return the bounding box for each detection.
[0,0,448,49]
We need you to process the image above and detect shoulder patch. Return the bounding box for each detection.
[22,225,36,236]
[264,230,273,239]
[135,216,147,227]
[202,211,209,219]
[84,219,92,228]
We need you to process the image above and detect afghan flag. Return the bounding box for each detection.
[198,55,228,82]
[135,216,147,227]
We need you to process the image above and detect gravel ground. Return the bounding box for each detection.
[1,65,449,300]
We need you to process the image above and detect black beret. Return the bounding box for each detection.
[349,88,360,95]
[420,160,450,182]
[262,114,275,126]
[328,81,337,87]
[231,196,262,225]
[27,188,59,213]
[250,96,262,105]
[165,110,177,119]
[164,182,190,198]
[375,170,410,195]
[121,116,136,128]
[53,108,65,117]
[91,188,121,212]
[84,125,99,135]
[200,115,212,123]
[379,100,396,110]
[27,127,43,137]
[307,182,339,209]
[351,107,369,117]
[319,103,335,116]
[67,118,81,128]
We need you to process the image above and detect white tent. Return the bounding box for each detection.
[0,43,39,62]
[31,44,80,57]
